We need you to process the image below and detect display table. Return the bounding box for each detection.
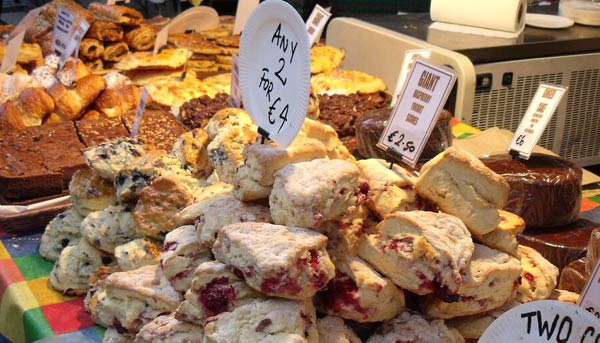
[0,119,599,343]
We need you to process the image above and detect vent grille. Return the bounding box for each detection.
[561,69,600,160]
[472,73,563,152]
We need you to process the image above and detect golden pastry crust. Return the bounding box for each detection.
[124,24,157,51]
[79,38,104,60]
[84,58,104,72]
[88,2,143,26]
[310,45,345,74]
[87,20,124,42]
[102,41,130,62]
[0,43,43,64]
[69,167,116,216]
[311,69,386,95]
[0,87,54,129]
[48,74,107,120]
[94,84,140,118]
[168,32,222,55]
[215,35,240,47]
[199,26,231,40]
[114,48,192,71]
[43,0,94,27]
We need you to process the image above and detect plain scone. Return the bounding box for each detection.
[316,316,362,343]
[365,312,465,343]
[134,313,203,343]
[212,222,335,300]
[270,158,367,229]
[415,147,509,236]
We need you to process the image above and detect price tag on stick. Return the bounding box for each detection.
[52,6,75,58]
[62,19,90,71]
[377,57,456,167]
[131,87,149,138]
[9,5,45,39]
[305,4,331,46]
[239,0,311,148]
[0,31,25,74]
[509,84,567,160]
[230,54,241,108]
[392,48,432,107]
[578,260,600,320]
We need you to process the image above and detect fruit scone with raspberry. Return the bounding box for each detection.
[83,137,147,182]
[269,158,368,229]
[474,210,525,258]
[517,245,559,301]
[358,211,474,297]
[366,312,465,343]
[85,264,181,335]
[422,243,522,319]
[233,136,327,201]
[160,225,212,293]
[317,316,362,343]
[135,313,204,343]
[176,260,261,324]
[316,255,405,322]
[212,222,335,299]
[203,298,318,343]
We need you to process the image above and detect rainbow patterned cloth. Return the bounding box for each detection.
[0,119,598,343]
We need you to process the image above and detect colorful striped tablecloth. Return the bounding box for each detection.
[0,119,598,343]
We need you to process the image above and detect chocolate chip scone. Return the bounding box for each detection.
[203,298,318,343]
[194,195,272,248]
[82,205,139,254]
[85,264,181,335]
[39,207,84,261]
[50,239,116,296]
[69,167,116,216]
[171,128,212,179]
[415,147,509,236]
[114,238,161,272]
[135,313,204,343]
[160,225,212,293]
[358,211,473,297]
[176,261,261,324]
[212,222,335,300]
[366,312,465,343]
[317,316,362,343]
[317,255,405,322]
[207,125,257,184]
[517,245,559,301]
[83,137,146,182]
[270,158,368,229]
[204,107,255,140]
[422,243,522,319]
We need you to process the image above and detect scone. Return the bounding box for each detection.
[422,244,522,319]
[299,118,355,161]
[114,150,192,204]
[212,222,335,300]
[415,147,509,236]
[85,264,181,334]
[445,300,520,341]
[355,158,419,219]
[173,185,234,227]
[207,125,257,184]
[134,313,203,343]
[548,289,579,304]
[49,239,115,296]
[473,210,525,258]
[233,137,327,201]
[204,107,255,139]
[160,225,212,293]
[270,158,368,229]
[317,255,405,322]
[317,316,362,343]
[82,205,139,254]
[103,327,134,343]
[134,175,197,240]
[358,211,474,297]
[518,245,559,301]
[114,238,161,272]
[83,137,146,182]
[316,204,370,257]
[39,207,84,261]
[193,195,272,248]
[203,298,318,343]
[171,128,212,178]
[69,168,116,216]
[176,261,261,324]
[366,312,465,343]
[497,210,526,235]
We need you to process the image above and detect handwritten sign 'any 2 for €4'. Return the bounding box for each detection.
[239,0,310,148]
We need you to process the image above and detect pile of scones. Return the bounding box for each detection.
[39,106,576,343]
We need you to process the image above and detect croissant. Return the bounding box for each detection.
[0,87,55,129]
[87,21,124,42]
[42,112,64,125]
[84,58,104,72]
[124,24,157,51]
[48,74,106,120]
[94,84,141,118]
[88,2,143,26]
[102,41,129,62]
[57,59,92,85]
[0,43,43,64]
[79,38,104,60]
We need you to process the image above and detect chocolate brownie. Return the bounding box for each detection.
[179,93,231,129]
[122,110,187,152]
[75,117,130,147]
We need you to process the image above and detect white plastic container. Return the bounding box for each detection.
[560,0,600,26]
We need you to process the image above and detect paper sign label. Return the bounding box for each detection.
[0,31,25,74]
[165,6,219,34]
[153,27,169,55]
[392,48,432,107]
[377,57,456,167]
[578,260,600,321]
[106,0,130,5]
[10,6,44,38]
[233,0,259,35]
[52,6,75,58]
[230,54,241,108]
[306,4,331,46]
[59,19,89,71]
[509,84,567,160]
[239,0,310,148]
[131,87,149,138]
[480,300,600,342]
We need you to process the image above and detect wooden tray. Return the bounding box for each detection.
[0,197,71,234]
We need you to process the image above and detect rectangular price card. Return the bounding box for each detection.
[509,84,567,159]
[0,31,25,73]
[391,48,432,107]
[306,4,331,46]
[377,57,456,167]
[131,87,149,138]
[230,54,241,108]
[153,26,169,55]
[59,19,89,71]
[10,6,44,38]
[233,0,259,35]
[52,6,75,58]
[578,260,600,321]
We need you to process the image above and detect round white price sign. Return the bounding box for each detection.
[480,300,600,343]
[239,0,310,148]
